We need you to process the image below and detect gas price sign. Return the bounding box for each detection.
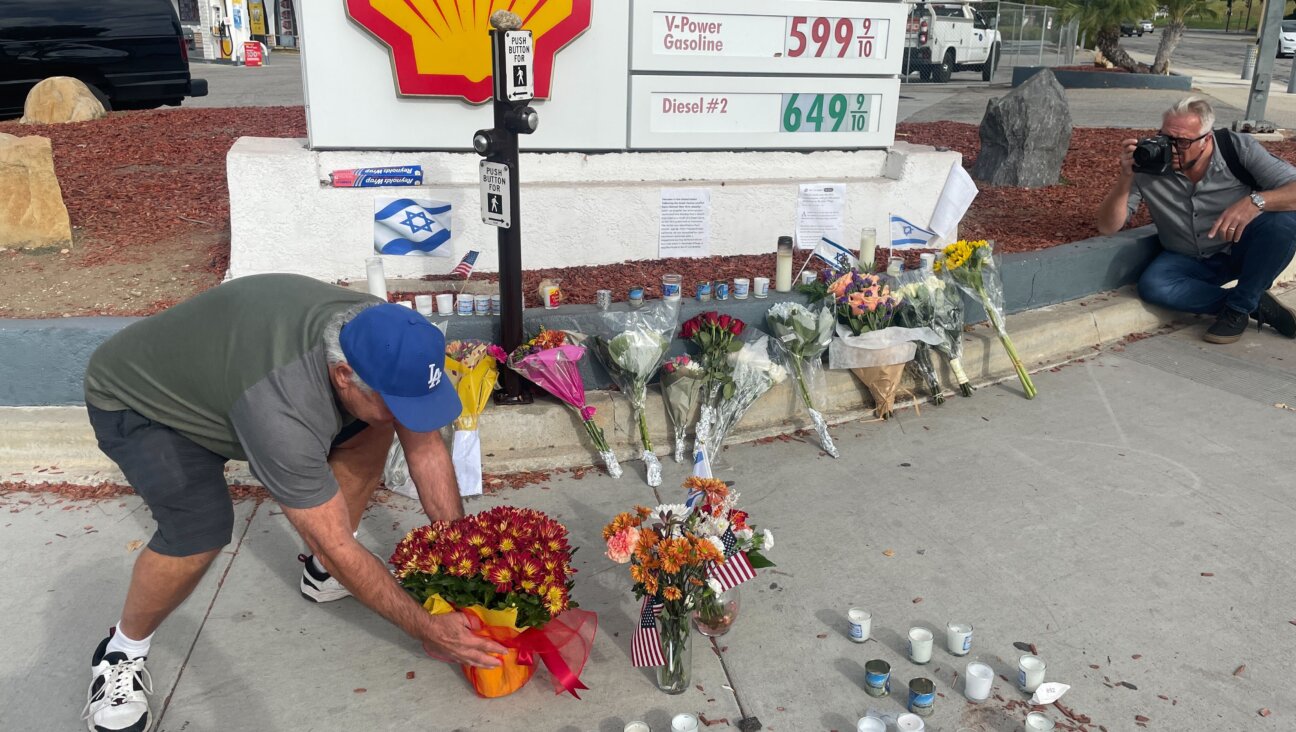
[633,0,904,76]
[631,75,898,149]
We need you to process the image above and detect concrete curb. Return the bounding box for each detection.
[1012,66,1194,90]
[0,286,1186,485]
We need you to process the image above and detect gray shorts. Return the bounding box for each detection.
[87,404,234,557]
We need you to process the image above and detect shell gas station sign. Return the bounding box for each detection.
[298,0,903,150]
[342,0,591,103]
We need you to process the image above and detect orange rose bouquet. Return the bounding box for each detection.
[391,507,596,698]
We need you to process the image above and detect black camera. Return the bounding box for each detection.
[1132,135,1174,175]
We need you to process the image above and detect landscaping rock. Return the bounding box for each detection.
[0,133,73,250]
[972,69,1072,188]
[20,77,107,125]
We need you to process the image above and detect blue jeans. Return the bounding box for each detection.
[1138,211,1296,315]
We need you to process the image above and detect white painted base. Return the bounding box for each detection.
[226,136,962,282]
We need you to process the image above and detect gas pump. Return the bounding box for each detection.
[474,11,539,404]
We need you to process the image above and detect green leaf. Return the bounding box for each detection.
[747,550,776,569]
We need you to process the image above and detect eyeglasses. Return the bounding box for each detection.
[1159,131,1210,150]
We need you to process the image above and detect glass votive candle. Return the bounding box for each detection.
[907,627,934,664]
[963,661,994,702]
[661,273,682,301]
[857,717,886,732]
[895,713,925,732]
[946,621,973,656]
[1018,654,1046,693]
[753,276,770,298]
[733,278,750,299]
[847,607,871,643]
[435,293,454,315]
[1024,712,1056,731]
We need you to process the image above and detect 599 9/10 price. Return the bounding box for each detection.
[781,93,872,133]
[786,16,882,59]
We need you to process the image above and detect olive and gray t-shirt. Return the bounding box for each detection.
[84,274,380,508]
[1127,130,1296,259]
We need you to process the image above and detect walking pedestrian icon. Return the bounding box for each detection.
[513,66,528,88]
[488,194,502,214]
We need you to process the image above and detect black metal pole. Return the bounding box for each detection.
[485,26,533,405]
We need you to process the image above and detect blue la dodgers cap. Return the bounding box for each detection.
[339,304,461,432]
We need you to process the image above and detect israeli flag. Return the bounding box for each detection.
[374,197,452,256]
[889,214,939,250]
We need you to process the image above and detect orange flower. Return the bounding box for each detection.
[634,505,653,518]
[643,576,659,596]
[688,576,704,587]
[828,272,853,299]
[683,476,728,513]
[663,586,682,601]
[603,512,641,540]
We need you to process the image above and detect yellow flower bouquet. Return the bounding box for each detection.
[444,340,500,496]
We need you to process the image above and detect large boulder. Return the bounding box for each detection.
[20,77,107,125]
[0,133,73,250]
[971,70,1072,188]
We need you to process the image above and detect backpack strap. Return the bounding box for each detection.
[1214,128,1260,191]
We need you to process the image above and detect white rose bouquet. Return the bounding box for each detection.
[766,301,839,457]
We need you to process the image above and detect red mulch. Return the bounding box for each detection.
[6,106,1295,309]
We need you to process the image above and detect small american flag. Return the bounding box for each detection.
[707,527,756,592]
[631,596,665,667]
[450,250,479,279]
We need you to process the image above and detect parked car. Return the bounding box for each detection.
[1139,19,1155,34]
[904,2,1002,83]
[1280,20,1296,58]
[0,0,207,118]
[1120,21,1144,37]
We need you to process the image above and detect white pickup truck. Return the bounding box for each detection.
[903,2,1001,82]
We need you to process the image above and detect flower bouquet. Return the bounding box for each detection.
[390,506,596,698]
[444,340,499,497]
[585,300,678,487]
[928,269,974,397]
[660,356,705,464]
[936,239,1037,399]
[681,311,746,403]
[824,270,940,419]
[766,301,839,457]
[893,272,949,406]
[492,329,622,478]
[681,476,773,637]
[699,336,787,471]
[603,502,724,693]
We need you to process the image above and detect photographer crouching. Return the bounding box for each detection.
[1097,96,1296,344]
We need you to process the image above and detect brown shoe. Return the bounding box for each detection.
[1203,308,1248,344]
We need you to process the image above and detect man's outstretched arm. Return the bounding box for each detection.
[282,492,502,667]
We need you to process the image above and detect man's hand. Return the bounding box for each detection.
[1119,138,1139,178]
[422,612,507,668]
[1209,196,1263,243]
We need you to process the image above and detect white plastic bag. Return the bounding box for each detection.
[383,439,417,500]
[453,429,483,497]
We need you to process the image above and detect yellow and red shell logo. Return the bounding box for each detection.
[345,0,592,103]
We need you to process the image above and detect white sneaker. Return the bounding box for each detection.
[83,635,153,732]
[298,553,352,603]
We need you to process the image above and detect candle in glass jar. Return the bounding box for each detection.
[775,236,794,292]
[365,256,388,301]
[860,227,878,271]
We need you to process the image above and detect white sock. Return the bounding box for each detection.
[106,622,152,659]
[309,532,359,576]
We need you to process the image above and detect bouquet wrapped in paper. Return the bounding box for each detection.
[929,268,974,397]
[443,340,499,497]
[584,300,678,487]
[894,271,949,406]
[696,336,787,473]
[937,239,1037,399]
[824,270,941,419]
[766,301,838,457]
[492,330,622,478]
[660,356,705,464]
[390,506,596,698]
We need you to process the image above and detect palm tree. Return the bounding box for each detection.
[1150,0,1218,73]
[1062,0,1160,72]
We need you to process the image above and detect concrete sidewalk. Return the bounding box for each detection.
[3,293,1296,731]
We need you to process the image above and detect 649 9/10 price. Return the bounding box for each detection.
[781,93,871,133]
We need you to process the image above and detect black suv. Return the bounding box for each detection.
[0,0,207,118]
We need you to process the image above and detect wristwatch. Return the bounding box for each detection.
[1250,192,1266,211]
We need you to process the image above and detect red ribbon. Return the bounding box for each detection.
[464,609,598,699]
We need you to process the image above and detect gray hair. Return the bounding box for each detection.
[323,301,381,393]
[1165,96,1215,135]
